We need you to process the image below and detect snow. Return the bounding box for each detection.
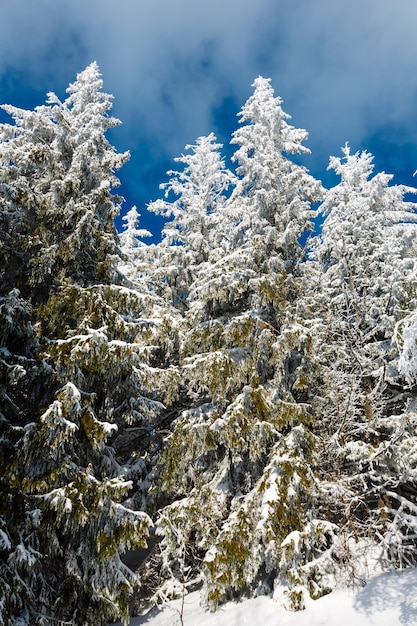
[0,529,11,550]
[112,566,417,626]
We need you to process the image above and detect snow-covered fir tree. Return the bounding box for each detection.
[118,205,152,282]
[0,64,179,626]
[304,145,417,574]
[312,144,417,343]
[147,132,236,309]
[150,77,330,610]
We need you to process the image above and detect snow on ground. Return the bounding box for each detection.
[113,565,417,626]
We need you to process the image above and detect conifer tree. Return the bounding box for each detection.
[313,144,417,343]
[119,205,151,282]
[147,132,235,308]
[306,145,417,573]
[152,78,327,610]
[0,64,177,626]
[229,77,319,257]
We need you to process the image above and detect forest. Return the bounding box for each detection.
[2,63,417,625]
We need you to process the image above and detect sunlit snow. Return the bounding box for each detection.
[113,565,417,626]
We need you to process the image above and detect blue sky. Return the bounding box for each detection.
[2,0,417,240]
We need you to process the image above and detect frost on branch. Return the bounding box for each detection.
[398,312,417,385]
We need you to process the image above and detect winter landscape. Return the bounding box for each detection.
[3,2,417,625]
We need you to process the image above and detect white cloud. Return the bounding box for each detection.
[269,1,417,151]
[2,0,417,211]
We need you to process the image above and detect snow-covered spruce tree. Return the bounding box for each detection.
[118,205,152,283]
[151,78,331,610]
[0,64,178,625]
[312,144,417,345]
[306,145,417,572]
[147,132,236,308]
